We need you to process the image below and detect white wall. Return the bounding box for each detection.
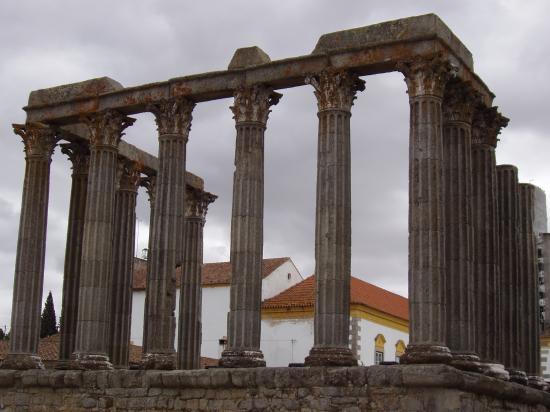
[261,316,314,366]
[356,318,408,366]
[261,260,303,299]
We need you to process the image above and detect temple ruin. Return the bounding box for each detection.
[1,13,549,411]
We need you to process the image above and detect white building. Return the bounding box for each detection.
[131,257,304,359]
[131,257,409,366]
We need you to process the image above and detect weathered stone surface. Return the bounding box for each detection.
[0,365,548,411]
[228,46,271,70]
[28,77,123,106]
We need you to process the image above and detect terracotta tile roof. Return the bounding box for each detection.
[0,334,218,368]
[133,257,290,290]
[262,275,409,321]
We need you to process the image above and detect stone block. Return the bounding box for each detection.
[20,371,38,387]
[0,370,15,387]
[210,368,231,387]
[160,371,181,388]
[145,371,163,387]
[63,370,82,388]
[367,365,403,387]
[80,396,98,409]
[228,46,271,70]
[230,369,256,387]
[48,370,66,388]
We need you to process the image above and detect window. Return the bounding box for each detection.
[287,273,291,280]
[395,340,406,363]
[374,334,386,364]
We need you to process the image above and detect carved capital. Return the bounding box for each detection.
[305,70,365,112]
[230,85,282,124]
[443,81,480,124]
[148,97,195,136]
[82,110,135,149]
[472,106,509,148]
[117,159,141,192]
[60,142,90,175]
[13,123,57,160]
[140,174,157,205]
[398,55,457,98]
[185,188,217,220]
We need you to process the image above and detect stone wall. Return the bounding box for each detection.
[0,364,549,411]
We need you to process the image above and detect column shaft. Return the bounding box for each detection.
[73,110,134,370]
[304,70,364,367]
[442,82,479,370]
[141,175,156,355]
[497,165,527,383]
[518,184,541,378]
[220,86,281,368]
[471,107,509,379]
[177,189,215,369]
[109,161,140,368]
[58,143,89,362]
[143,98,194,370]
[398,56,453,364]
[1,124,55,370]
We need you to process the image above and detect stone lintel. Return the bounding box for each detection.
[58,124,204,191]
[24,16,494,124]
[28,77,124,107]
[228,46,271,70]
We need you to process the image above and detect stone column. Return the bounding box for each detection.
[1,123,56,370]
[73,110,135,370]
[109,160,140,368]
[518,183,546,389]
[143,98,195,370]
[497,164,526,384]
[398,56,453,364]
[58,142,89,364]
[303,70,364,367]
[177,188,216,369]
[441,81,480,371]
[471,107,509,379]
[219,86,281,368]
[140,174,156,355]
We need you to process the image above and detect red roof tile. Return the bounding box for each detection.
[133,257,290,290]
[262,275,409,321]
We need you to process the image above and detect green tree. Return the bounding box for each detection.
[40,291,58,338]
[0,328,5,340]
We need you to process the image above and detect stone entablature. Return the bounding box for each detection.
[0,365,549,411]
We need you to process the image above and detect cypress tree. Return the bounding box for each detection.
[40,291,58,338]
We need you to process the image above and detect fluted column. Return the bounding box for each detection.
[471,107,509,379]
[219,86,281,368]
[73,110,135,370]
[143,98,194,370]
[109,160,140,368]
[177,188,216,369]
[497,164,526,384]
[518,183,545,389]
[303,70,364,367]
[58,142,89,364]
[1,123,56,370]
[140,174,156,355]
[442,81,480,371]
[398,56,453,364]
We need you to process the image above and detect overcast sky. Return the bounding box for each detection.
[1,0,549,331]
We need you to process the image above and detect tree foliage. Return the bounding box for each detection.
[40,291,58,338]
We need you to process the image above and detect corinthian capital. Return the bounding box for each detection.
[140,174,157,205]
[230,85,282,124]
[60,142,90,175]
[13,123,57,160]
[148,97,195,136]
[305,70,365,112]
[82,110,135,149]
[398,55,457,98]
[117,159,141,192]
[185,188,217,220]
[472,106,509,148]
[443,81,480,124]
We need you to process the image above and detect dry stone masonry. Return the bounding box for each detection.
[1,13,548,411]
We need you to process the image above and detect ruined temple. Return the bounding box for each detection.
[0,13,549,411]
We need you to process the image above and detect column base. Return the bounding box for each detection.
[142,352,176,370]
[507,369,528,385]
[73,353,113,370]
[0,353,44,370]
[479,362,510,380]
[219,349,266,368]
[449,352,483,373]
[528,376,548,391]
[400,344,452,364]
[304,346,357,367]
